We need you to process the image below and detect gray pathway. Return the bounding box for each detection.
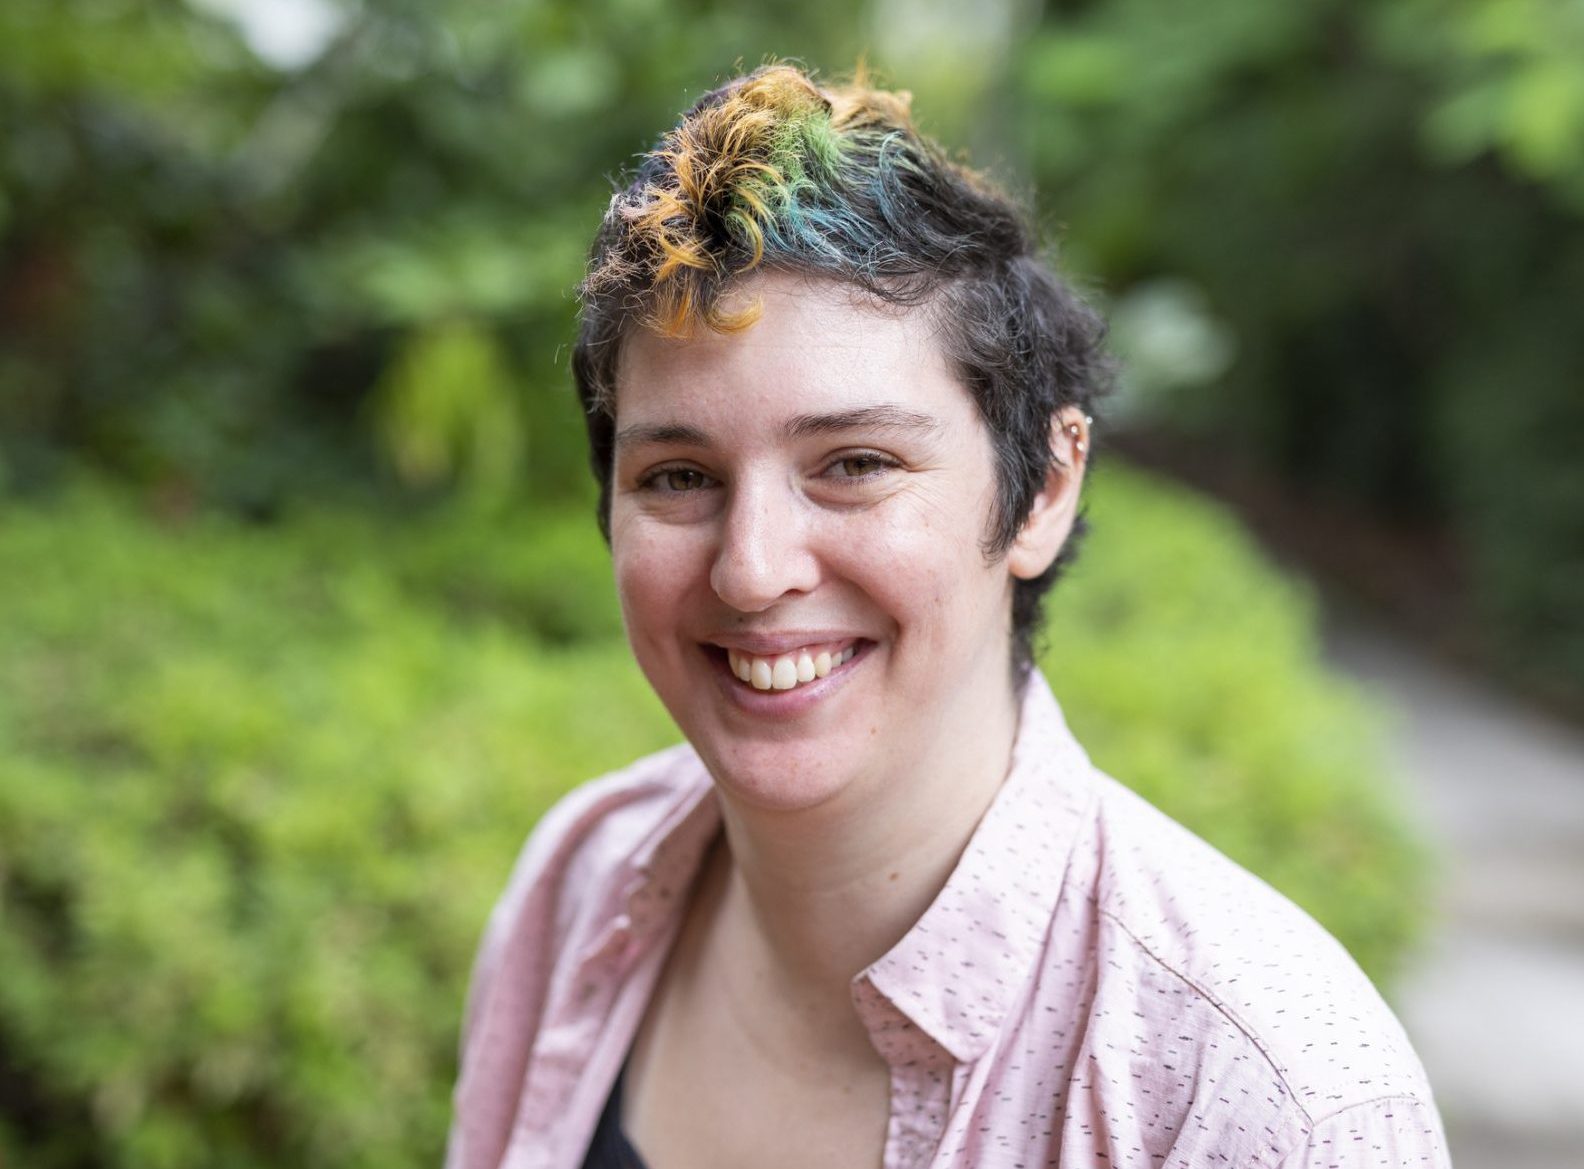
[1323,615,1584,1169]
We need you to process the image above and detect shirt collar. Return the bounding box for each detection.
[855,671,1098,1064]
[618,751,719,945]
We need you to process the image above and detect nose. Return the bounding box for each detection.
[709,478,820,612]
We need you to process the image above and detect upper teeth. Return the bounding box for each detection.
[727,644,857,691]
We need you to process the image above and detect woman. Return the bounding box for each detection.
[448,65,1450,1169]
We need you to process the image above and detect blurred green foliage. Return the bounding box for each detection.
[0,0,869,509]
[1018,0,1584,692]
[0,488,673,1168]
[0,464,1425,1168]
[3,0,1580,688]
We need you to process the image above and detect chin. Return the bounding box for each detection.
[685,731,861,814]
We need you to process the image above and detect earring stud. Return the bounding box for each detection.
[1066,419,1088,456]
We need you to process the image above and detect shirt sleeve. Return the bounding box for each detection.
[1274,1096,1452,1169]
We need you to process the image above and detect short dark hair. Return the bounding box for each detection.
[572,64,1112,677]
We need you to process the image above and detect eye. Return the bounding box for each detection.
[640,466,715,493]
[823,452,899,480]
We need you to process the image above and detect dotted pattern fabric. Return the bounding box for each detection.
[448,674,1451,1169]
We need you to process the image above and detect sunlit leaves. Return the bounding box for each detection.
[372,319,523,504]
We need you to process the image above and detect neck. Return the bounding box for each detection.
[711,673,1022,1020]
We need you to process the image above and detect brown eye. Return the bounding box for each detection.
[831,454,894,479]
[662,468,709,491]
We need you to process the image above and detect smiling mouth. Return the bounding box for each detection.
[712,640,862,692]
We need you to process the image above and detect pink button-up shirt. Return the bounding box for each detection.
[448,673,1449,1169]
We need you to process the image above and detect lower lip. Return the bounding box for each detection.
[707,644,868,718]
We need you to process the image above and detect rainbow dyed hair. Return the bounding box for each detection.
[573,63,1112,677]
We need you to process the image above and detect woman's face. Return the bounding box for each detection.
[609,274,1029,813]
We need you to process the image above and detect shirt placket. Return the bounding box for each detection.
[853,975,956,1169]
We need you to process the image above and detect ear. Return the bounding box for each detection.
[1007,407,1090,581]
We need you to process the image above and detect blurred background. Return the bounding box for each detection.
[1,0,1581,1166]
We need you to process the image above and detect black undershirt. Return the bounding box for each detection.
[579,1064,651,1169]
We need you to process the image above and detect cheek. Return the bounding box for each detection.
[610,522,702,646]
[839,510,1001,638]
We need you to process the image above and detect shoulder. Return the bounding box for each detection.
[1270,1096,1450,1169]
[496,741,708,910]
[461,741,712,1029]
[449,745,714,1168]
[1073,774,1445,1159]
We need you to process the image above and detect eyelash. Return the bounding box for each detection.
[637,466,716,494]
[634,451,901,495]
[823,451,900,481]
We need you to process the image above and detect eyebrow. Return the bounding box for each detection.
[614,405,942,451]
[784,405,943,440]
[613,422,711,450]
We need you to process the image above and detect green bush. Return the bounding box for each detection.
[1045,465,1425,981]
[0,489,675,1169]
[0,465,1427,1167]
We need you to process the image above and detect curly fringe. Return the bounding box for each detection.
[583,64,961,338]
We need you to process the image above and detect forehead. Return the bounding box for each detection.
[614,274,972,427]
